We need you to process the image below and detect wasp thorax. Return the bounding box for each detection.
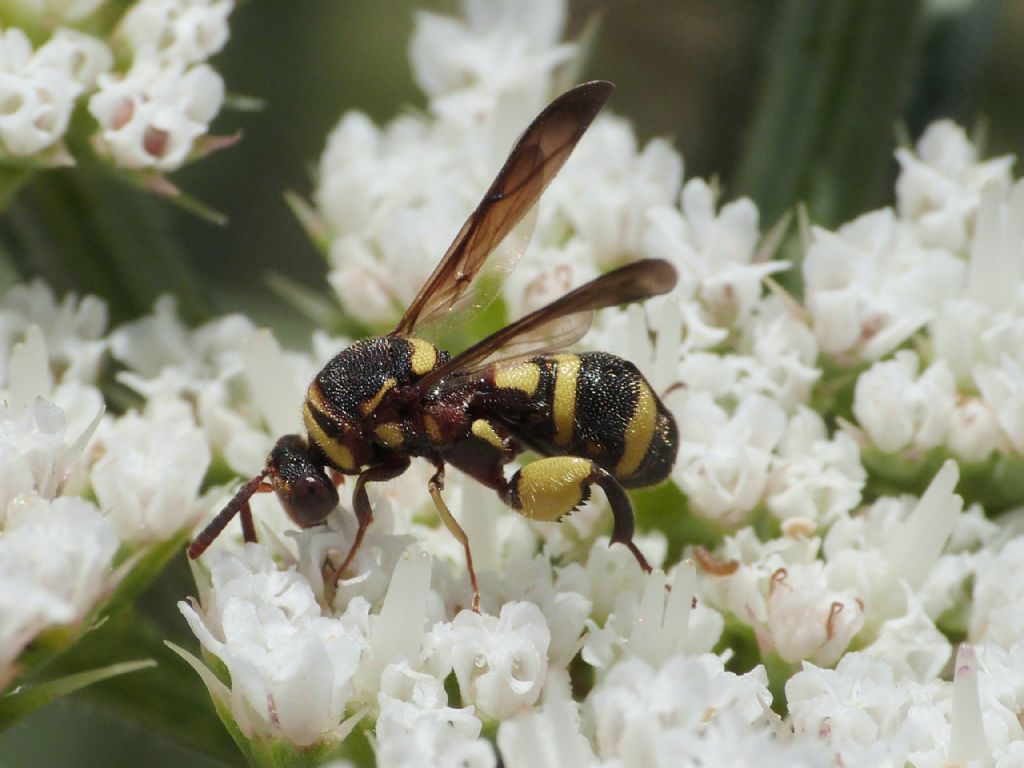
[268,434,339,527]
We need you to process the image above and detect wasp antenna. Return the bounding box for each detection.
[188,470,270,559]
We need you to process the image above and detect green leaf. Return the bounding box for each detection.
[0,165,212,325]
[0,660,154,730]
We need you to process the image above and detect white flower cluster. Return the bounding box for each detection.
[806,121,1024,467]
[314,0,680,332]
[0,0,231,171]
[170,1,1023,765]
[8,0,1024,766]
[0,282,214,689]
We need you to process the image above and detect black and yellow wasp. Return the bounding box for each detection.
[189,81,679,610]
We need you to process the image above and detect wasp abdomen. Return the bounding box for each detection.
[484,352,677,488]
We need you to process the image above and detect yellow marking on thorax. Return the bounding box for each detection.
[304,402,355,470]
[616,380,657,477]
[552,354,580,446]
[494,361,541,396]
[360,378,396,416]
[408,338,438,376]
[424,414,443,442]
[375,422,404,448]
[307,381,332,416]
[471,419,504,450]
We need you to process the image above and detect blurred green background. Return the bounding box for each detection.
[2,1,1023,766]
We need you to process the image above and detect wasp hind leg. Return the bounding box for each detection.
[428,460,482,613]
[505,456,653,574]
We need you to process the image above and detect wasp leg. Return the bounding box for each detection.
[443,422,653,574]
[333,455,410,579]
[505,456,653,574]
[428,460,481,613]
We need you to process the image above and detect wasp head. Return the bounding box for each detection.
[268,434,339,527]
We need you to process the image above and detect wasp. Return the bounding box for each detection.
[189,81,679,611]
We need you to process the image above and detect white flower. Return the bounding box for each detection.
[947,395,1007,461]
[543,115,682,268]
[824,461,966,631]
[89,54,223,170]
[852,350,956,453]
[116,0,232,64]
[971,642,1024,758]
[0,28,83,157]
[802,208,964,360]
[503,238,599,319]
[671,391,786,525]
[0,280,108,387]
[930,180,1024,391]
[643,178,783,332]
[695,526,821,633]
[786,652,948,766]
[497,697,597,768]
[763,561,864,667]
[582,563,722,670]
[737,295,821,410]
[586,654,774,766]
[316,112,484,328]
[375,693,495,768]
[896,119,1014,251]
[409,0,573,125]
[766,406,864,528]
[178,545,368,746]
[432,601,550,721]
[90,401,210,543]
[861,589,951,684]
[0,493,118,686]
[974,356,1024,454]
[110,301,316,476]
[970,536,1024,646]
[0,398,71,517]
[32,28,112,88]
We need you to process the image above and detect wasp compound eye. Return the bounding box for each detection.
[268,434,339,527]
[281,473,339,527]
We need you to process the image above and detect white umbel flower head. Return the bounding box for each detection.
[0,280,108,387]
[90,401,210,543]
[0,493,118,687]
[587,654,775,766]
[786,652,948,766]
[803,208,964,360]
[178,545,368,747]
[375,693,495,768]
[431,601,551,721]
[409,0,573,125]
[896,119,1015,251]
[852,350,956,453]
[671,391,787,525]
[0,28,85,158]
[116,0,233,65]
[89,54,224,170]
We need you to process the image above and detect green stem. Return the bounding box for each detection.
[735,0,925,230]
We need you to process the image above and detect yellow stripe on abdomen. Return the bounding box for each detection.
[615,380,657,477]
[552,354,580,447]
[494,361,541,396]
